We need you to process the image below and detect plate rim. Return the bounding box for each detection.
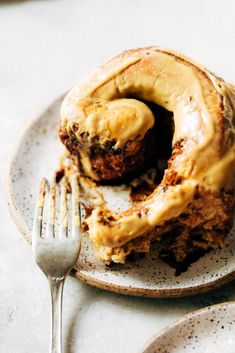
[139,300,235,353]
[6,94,235,298]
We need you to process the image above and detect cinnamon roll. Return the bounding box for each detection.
[59,47,235,267]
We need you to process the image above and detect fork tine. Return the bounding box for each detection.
[46,179,56,238]
[33,178,47,241]
[71,175,81,240]
[59,178,68,238]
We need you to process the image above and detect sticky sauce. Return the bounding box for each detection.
[60,47,235,249]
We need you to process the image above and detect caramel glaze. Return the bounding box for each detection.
[60,47,235,254]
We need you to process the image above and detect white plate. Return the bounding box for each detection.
[140,301,235,352]
[7,95,235,298]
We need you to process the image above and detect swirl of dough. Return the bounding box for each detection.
[60,47,235,258]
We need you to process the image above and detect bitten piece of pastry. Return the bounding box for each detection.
[59,47,235,266]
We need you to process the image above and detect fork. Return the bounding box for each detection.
[32,176,81,353]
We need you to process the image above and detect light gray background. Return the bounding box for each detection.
[1,1,235,352]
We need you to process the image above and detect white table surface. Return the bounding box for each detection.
[1,1,235,352]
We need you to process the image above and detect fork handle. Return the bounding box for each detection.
[49,277,65,353]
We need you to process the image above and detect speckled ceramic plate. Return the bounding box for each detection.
[7,95,235,298]
[140,301,235,352]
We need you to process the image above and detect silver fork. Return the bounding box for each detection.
[32,176,81,353]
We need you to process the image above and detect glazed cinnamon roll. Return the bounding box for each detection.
[59,47,235,267]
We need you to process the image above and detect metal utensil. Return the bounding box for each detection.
[32,176,81,353]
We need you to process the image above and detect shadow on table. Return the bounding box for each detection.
[64,278,235,353]
[0,0,27,3]
[0,0,57,5]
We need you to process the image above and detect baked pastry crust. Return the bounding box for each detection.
[60,47,235,265]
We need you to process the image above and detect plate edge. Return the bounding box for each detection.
[138,301,235,353]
